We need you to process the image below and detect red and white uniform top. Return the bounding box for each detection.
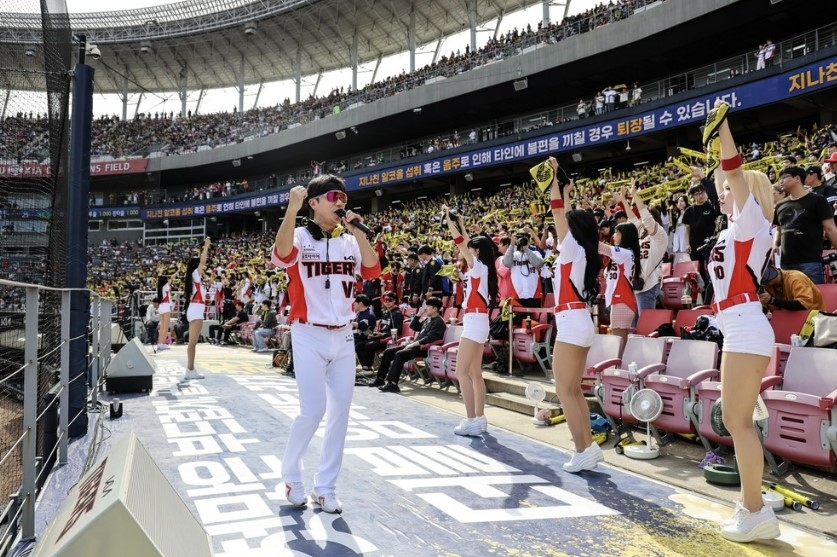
[708,193,772,303]
[551,232,587,306]
[160,282,171,304]
[271,227,381,325]
[509,251,542,300]
[461,257,489,311]
[602,245,638,312]
[190,269,207,305]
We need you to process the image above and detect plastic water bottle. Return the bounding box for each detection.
[628,361,638,381]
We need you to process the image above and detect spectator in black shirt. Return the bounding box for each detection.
[209,300,249,344]
[773,166,837,284]
[356,291,404,370]
[371,296,446,392]
[805,166,837,200]
[683,183,719,299]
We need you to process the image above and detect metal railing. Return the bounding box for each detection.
[0,279,113,556]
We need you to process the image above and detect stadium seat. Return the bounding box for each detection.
[760,347,837,468]
[643,339,719,450]
[581,334,622,393]
[634,309,673,337]
[672,306,714,333]
[769,309,809,345]
[816,283,837,312]
[593,335,668,432]
[660,261,701,310]
[426,325,464,387]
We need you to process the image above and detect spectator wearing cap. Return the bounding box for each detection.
[355,291,403,371]
[822,151,837,188]
[773,166,837,284]
[683,182,719,298]
[805,165,837,199]
[759,263,825,312]
[404,253,423,305]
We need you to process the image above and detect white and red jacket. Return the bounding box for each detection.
[462,258,490,310]
[190,269,207,304]
[271,227,381,325]
[600,245,638,313]
[551,233,587,306]
[708,194,772,303]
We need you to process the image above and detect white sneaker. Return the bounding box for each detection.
[453,418,483,437]
[156,344,169,351]
[563,441,604,473]
[179,369,205,383]
[475,415,488,433]
[285,482,307,506]
[310,489,342,514]
[721,503,780,542]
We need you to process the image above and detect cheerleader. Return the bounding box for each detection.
[156,269,173,351]
[706,101,778,542]
[441,205,499,436]
[598,222,640,349]
[181,237,211,383]
[546,157,603,473]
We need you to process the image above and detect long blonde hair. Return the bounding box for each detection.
[725,170,774,221]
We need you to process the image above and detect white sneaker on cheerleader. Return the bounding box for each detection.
[721,502,780,543]
[156,344,169,351]
[453,418,483,437]
[475,415,488,433]
[179,369,205,383]
[562,442,604,473]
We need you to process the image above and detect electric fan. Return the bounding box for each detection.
[704,394,771,485]
[624,389,663,460]
[525,383,547,424]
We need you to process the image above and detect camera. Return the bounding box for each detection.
[86,44,101,60]
[824,252,837,276]
[516,235,529,249]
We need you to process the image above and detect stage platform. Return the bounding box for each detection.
[33,344,837,557]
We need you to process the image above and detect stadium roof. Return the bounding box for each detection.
[2,0,557,94]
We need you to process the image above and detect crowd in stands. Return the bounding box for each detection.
[1,0,660,164]
[83,123,837,333]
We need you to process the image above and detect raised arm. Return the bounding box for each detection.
[198,237,211,274]
[713,101,748,211]
[442,205,474,268]
[548,156,570,242]
[274,185,307,259]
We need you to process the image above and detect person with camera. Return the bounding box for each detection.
[502,226,545,310]
[598,219,640,349]
[759,263,825,312]
[442,205,499,436]
[546,157,603,473]
[704,101,779,542]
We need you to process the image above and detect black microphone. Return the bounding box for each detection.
[335,209,372,235]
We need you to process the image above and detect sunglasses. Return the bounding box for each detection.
[318,190,347,203]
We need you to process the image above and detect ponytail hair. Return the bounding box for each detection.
[615,222,642,285]
[566,210,602,303]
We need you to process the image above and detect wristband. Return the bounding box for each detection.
[550,199,565,210]
[721,154,743,171]
[453,235,465,245]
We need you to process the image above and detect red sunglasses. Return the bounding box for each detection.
[319,190,347,203]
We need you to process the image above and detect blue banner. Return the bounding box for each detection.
[92,55,835,221]
[345,56,837,191]
[136,190,291,220]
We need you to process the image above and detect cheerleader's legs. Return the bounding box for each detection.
[552,341,592,453]
[454,338,486,419]
[721,351,770,512]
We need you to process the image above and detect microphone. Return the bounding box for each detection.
[335,209,372,235]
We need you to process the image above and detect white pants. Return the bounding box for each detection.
[715,301,774,357]
[282,322,355,494]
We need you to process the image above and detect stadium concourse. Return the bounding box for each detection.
[34,343,837,556]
